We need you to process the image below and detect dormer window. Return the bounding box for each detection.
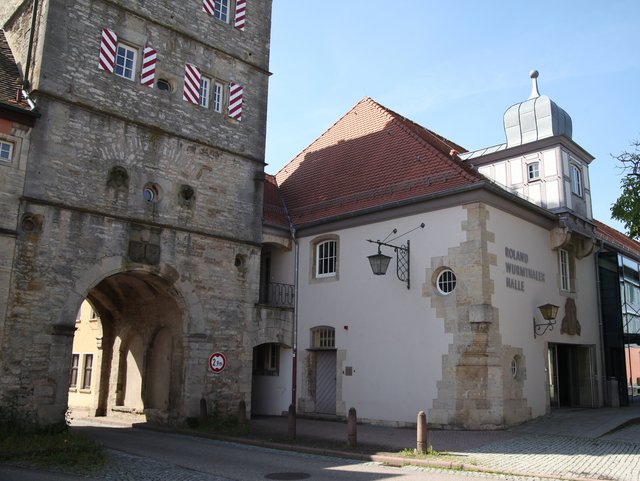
[570,164,583,197]
[527,161,540,181]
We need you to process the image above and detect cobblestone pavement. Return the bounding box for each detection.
[464,432,640,481]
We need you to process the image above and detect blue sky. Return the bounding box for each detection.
[264,0,640,233]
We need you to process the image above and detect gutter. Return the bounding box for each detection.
[291,180,558,234]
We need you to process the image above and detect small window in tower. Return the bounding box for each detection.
[203,0,230,23]
[115,42,137,81]
[527,161,540,181]
[200,76,211,108]
[156,78,172,92]
[559,248,574,292]
[213,81,224,113]
[214,0,230,22]
[570,164,583,197]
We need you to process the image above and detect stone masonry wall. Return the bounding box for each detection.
[0,0,272,427]
[426,203,531,429]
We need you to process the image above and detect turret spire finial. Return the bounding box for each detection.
[528,70,540,99]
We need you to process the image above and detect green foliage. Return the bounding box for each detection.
[0,429,105,468]
[611,140,640,240]
[399,446,440,457]
[611,175,640,239]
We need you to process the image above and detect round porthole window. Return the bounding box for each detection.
[436,268,457,295]
[143,183,160,203]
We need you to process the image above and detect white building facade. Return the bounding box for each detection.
[255,73,622,429]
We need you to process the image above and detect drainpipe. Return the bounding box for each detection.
[594,240,607,407]
[20,0,39,110]
[276,184,299,410]
[291,237,299,409]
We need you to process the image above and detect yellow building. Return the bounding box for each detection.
[67,301,103,417]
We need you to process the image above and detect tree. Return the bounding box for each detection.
[611,140,640,240]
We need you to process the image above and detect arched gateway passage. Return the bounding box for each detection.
[68,270,186,424]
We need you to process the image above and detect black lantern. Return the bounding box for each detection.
[367,247,392,276]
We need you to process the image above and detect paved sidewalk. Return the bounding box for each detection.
[64,407,640,481]
[239,407,640,481]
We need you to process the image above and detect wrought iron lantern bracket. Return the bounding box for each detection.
[533,303,559,338]
[366,223,425,290]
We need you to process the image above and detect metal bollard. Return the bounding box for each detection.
[417,410,428,454]
[287,404,296,440]
[347,407,357,447]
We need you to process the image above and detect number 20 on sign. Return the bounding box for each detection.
[209,352,226,373]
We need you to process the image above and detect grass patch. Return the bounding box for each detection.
[398,446,442,457]
[0,412,105,471]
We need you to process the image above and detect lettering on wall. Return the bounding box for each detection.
[504,247,545,292]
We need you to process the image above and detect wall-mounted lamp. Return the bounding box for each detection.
[366,223,425,290]
[533,303,559,338]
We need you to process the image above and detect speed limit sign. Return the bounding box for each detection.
[209,352,226,373]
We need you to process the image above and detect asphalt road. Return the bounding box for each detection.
[0,423,565,481]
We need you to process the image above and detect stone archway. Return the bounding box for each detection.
[69,270,187,424]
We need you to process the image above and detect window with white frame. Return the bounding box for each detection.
[82,354,93,390]
[311,326,335,349]
[212,81,224,113]
[69,354,79,389]
[213,0,230,22]
[570,164,583,197]
[115,42,137,81]
[436,268,457,295]
[316,239,337,278]
[527,161,540,181]
[200,75,211,108]
[0,140,13,162]
[559,248,571,292]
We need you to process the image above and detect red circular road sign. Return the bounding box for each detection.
[209,352,226,373]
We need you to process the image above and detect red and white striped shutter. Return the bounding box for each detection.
[183,64,202,104]
[228,82,243,121]
[141,46,157,87]
[98,28,117,73]
[202,0,215,16]
[234,0,246,31]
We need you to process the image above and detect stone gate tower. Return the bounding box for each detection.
[0,0,272,427]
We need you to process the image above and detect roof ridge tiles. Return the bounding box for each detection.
[274,97,488,225]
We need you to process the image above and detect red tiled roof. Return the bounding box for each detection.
[0,30,29,110]
[275,97,483,226]
[262,174,290,228]
[594,219,640,260]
